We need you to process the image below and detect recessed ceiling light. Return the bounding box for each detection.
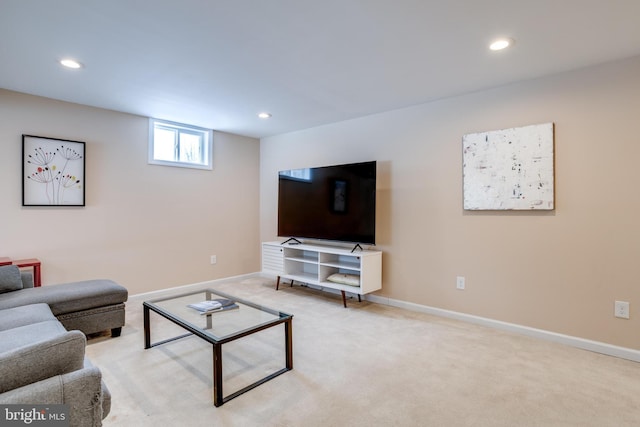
[489,38,514,51]
[258,112,272,119]
[60,58,83,69]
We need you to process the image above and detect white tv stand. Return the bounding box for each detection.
[262,241,382,307]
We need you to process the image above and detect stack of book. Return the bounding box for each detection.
[188,298,239,314]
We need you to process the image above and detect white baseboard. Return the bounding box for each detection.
[262,271,640,362]
[366,293,640,363]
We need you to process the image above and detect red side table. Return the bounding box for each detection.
[0,257,42,287]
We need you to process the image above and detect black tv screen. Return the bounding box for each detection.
[278,161,376,244]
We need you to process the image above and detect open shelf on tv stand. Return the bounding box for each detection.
[262,241,382,307]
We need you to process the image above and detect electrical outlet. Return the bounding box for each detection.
[456,276,465,290]
[210,255,217,265]
[614,301,629,319]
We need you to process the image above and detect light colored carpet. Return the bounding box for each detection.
[86,277,640,426]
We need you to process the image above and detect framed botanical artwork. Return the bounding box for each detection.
[22,135,85,206]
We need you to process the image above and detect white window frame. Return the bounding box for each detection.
[148,119,213,170]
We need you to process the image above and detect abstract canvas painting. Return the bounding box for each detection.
[463,123,554,210]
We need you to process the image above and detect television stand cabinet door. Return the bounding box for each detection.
[261,241,382,307]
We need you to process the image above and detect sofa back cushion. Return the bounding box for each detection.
[0,265,23,294]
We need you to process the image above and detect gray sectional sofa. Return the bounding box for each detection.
[0,265,128,427]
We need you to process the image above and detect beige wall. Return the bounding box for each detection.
[260,55,640,350]
[0,90,261,295]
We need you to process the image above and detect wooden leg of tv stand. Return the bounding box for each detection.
[340,292,361,308]
[275,277,294,291]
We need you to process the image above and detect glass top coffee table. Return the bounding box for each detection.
[143,288,293,406]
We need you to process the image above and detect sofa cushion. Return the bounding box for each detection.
[0,319,68,353]
[0,327,86,393]
[20,270,34,289]
[0,303,55,332]
[0,279,128,315]
[0,265,23,294]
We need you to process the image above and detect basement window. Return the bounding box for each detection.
[148,119,213,170]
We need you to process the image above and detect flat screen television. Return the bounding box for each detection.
[278,161,376,245]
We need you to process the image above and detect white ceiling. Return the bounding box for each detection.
[2,1,640,139]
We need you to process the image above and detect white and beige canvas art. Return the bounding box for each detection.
[463,123,554,210]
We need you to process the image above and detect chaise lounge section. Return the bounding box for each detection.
[0,268,128,337]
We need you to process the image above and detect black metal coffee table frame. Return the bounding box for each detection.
[143,288,293,406]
